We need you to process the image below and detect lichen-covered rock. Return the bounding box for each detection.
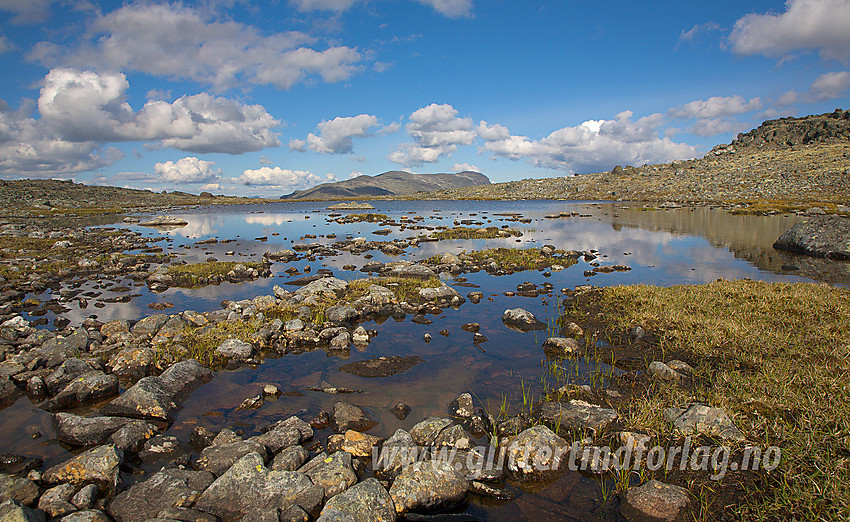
[101,377,177,422]
[42,445,123,494]
[40,371,119,412]
[196,440,268,476]
[0,474,40,506]
[301,451,357,500]
[316,478,396,522]
[215,338,255,361]
[271,446,309,472]
[194,453,322,520]
[106,468,215,522]
[505,425,569,479]
[389,460,469,515]
[52,413,133,447]
[409,417,452,446]
[774,216,850,259]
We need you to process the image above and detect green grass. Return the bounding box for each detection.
[577,280,850,520]
[166,260,263,287]
[427,226,522,240]
[344,213,389,222]
[154,318,262,369]
[462,247,577,271]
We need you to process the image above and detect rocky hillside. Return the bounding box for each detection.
[413,109,850,210]
[280,171,490,200]
[0,179,265,218]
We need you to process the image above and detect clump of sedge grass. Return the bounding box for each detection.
[166,260,263,287]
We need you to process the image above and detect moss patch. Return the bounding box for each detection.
[166,260,263,288]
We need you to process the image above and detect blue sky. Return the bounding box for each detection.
[1,0,849,197]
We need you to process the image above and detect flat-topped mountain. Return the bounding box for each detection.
[280,170,490,200]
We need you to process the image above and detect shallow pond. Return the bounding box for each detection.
[4,200,846,520]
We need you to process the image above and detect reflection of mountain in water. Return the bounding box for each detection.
[608,206,850,285]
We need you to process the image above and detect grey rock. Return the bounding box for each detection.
[501,308,546,331]
[325,305,358,325]
[418,285,460,302]
[541,400,619,433]
[154,506,216,522]
[61,510,111,522]
[374,429,418,480]
[0,474,40,506]
[409,417,452,446]
[40,331,88,368]
[196,440,268,476]
[108,420,159,453]
[505,425,569,479]
[647,361,684,381]
[37,483,76,518]
[250,425,300,454]
[317,478,396,522]
[542,337,580,357]
[41,371,119,412]
[107,347,154,382]
[664,403,744,441]
[194,453,322,520]
[106,468,215,522]
[101,377,177,422]
[100,320,130,338]
[302,451,357,499]
[620,479,690,522]
[215,338,255,360]
[331,402,377,433]
[0,378,18,406]
[389,460,468,515]
[271,445,309,472]
[44,359,96,396]
[53,413,132,447]
[0,499,46,522]
[156,359,213,397]
[42,445,123,495]
[774,216,850,259]
[70,484,99,510]
[269,416,314,442]
[130,315,169,338]
[387,265,437,279]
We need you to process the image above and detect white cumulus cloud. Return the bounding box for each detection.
[154,157,221,184]
[303,114,379,154]
[669,95,762,120]
[452,162,480,173]
[37,68,280,154]
[389,103,476,167]
[239,166,324,192]
[29,3,363,91]
[482,111,696,174]
[809,70,850,100]
[290,0,358,11]
[728,0,850,61]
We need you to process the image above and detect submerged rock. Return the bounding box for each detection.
[338,356,424,378]
[331,402,377,433]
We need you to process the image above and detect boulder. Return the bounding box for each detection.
[40,371,119,412]
[341,430,383,458]
[773,216,850,259]
[506,425,569,479]
[156,359,213,397]
[107,468,215,522]
[619,479,690,522]
[0,474,40,505]
[44,359,95,395]
[130,315,169,338]
[42,445,123,494]
[502,308,546,331]
[301,451,357,499]
[194,453,322,520]
[196,440,268,476]
[325,305,358,325]
[316,478,396,522]
[108,420,159,453]
[53,413,133,447]
[101,377,177,422]
[373,429,418,480]
[271,446,310,472]
[215,338,255,360]
[410,417,453,446]
[647,361,685,381]
[61,509,111,522]
[389,460,468,515]
[0,499,45,522]
[37,483,76,518]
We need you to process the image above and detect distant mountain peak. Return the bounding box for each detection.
[280,170,490,200]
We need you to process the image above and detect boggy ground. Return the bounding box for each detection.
[555,280,850,520]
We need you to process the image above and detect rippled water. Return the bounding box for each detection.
[5,200,846,520]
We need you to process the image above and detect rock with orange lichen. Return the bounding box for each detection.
[42,444,123,494]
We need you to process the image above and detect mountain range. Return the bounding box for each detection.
[279,170,490,200]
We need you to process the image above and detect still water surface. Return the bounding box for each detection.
[5,200,846,520]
